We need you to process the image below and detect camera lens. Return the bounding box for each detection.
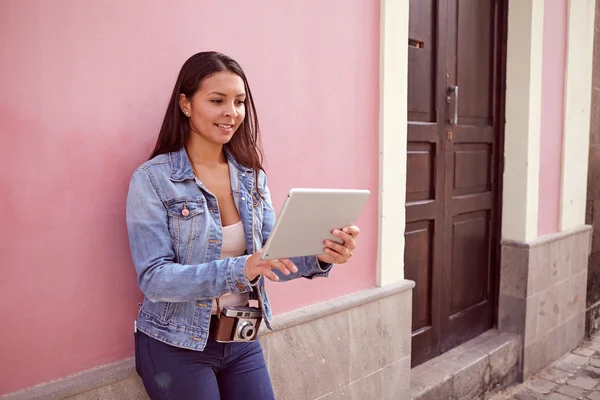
[237,321,256,340]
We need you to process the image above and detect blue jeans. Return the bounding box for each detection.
[135,330,275,400]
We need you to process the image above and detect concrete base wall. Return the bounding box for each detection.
[410,330,521,400]
[2,281,414,400]
[498,226,591,380]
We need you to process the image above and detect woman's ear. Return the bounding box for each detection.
[179,94,190,116]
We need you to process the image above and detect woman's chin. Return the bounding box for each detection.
[211,135,234,146]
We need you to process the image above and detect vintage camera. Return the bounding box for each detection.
[210,306,263,342]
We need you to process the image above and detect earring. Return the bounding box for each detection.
[184,111,190,116]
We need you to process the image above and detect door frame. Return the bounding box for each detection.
[377,0,509,366]
[491,0,509,329]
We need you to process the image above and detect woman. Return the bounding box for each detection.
[126,51,360,399]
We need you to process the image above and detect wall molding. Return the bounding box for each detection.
[377,0,410,286]
[502,0,545,242]
[560,0,596,231]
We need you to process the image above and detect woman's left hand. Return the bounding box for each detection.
[317,225,360,264]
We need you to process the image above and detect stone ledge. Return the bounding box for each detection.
[411,330,521,400]
[501,224,592,249]
[0,357,137,400]
[261,280,415,333]
[2,281,414,400]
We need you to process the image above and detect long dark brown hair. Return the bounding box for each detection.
[150,51,264,179]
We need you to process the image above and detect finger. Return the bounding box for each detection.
[318,255,336,265]
[257,266,280,281]
[268,259,290,275]
[323,241,349,261]
[324,239,352,256]
[279,258,298,274]
[341,225,360,238]
[332,229,356,249]
[264,259,296,276]
[323,247,347,263]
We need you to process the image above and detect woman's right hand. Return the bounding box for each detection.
[245,250,298,282]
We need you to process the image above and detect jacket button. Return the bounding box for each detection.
[241,197,246,201]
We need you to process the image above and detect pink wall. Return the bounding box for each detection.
[538,0,567,236]
[0,1,380,394]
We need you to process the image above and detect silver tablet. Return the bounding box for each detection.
[260,188,370,260]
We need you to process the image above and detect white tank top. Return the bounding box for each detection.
[211,221,250,313]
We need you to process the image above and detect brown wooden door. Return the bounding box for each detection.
[405,0,505,367]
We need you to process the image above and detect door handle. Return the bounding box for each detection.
[448,85,459,125]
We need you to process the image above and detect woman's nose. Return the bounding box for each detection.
[223,102,237,117]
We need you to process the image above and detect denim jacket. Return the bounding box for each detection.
[126,147,333,351]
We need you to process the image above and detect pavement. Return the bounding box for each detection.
[490,332,600,400]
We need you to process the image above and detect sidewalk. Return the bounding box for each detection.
[491,333,600,399]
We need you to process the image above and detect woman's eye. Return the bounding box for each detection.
[236,100,245,106]
[211,99,223,104]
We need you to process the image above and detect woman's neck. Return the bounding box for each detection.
[186,135,226,168]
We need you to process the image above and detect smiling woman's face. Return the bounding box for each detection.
[180,70,247,147]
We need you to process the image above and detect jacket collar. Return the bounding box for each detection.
[169,147,194,182]
[169,146,252,183]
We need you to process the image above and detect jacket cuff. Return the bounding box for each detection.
[304,255,333,279]
[228,255,253,293]
[249,275,262,286]
[317,258,334,272]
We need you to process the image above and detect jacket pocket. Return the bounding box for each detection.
[160,302,181,324]
[166,197,206,245]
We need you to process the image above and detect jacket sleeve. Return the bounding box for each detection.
[258,170,333,282]
[126,168,254,303]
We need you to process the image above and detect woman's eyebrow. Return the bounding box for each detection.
[208,91,246,97]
